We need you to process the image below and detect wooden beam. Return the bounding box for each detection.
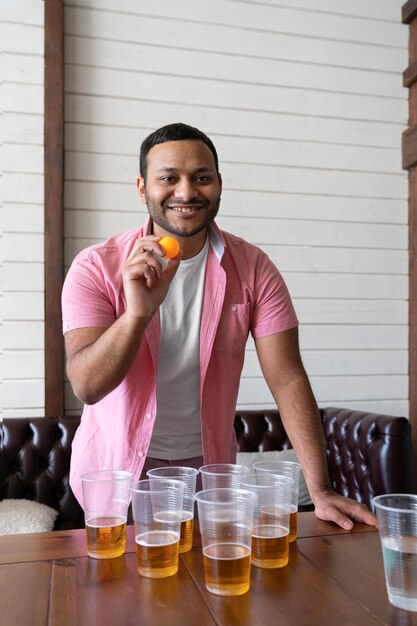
[403,0,417,24]
[402,125,417,169]
[403,2,417,489]
[410,169,417,488]
[44,0,64,416]
[404,60,417,88]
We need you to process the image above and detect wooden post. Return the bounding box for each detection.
[403,0,417,488]
[44,0,64,416]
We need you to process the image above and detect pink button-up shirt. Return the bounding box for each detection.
[62,219,298,504]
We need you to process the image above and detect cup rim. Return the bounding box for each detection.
[80,469,132,483]
[253,460,301,471]
[194,487,256,505]
[146,466,199,477]
[240,473,294,488]
[199,463,249,476]
[372,493,417,513]
[130,478,185,494]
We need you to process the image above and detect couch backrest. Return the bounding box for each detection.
[234,407,414,510]
[0,416,84,530]
[0,408,414,528]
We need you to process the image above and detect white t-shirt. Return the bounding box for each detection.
[147,238,209,459]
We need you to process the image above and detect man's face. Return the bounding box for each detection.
[137,140,222,238]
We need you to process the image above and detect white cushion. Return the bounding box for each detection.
[0,499,58,535]
[236,449,312,507]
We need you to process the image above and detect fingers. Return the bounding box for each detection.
[314,495,377,530]
[126,238,164,281]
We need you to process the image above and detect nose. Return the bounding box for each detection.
[174,177,198,202]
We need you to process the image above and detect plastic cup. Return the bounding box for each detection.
[146,466,199,553]
[373,494,417,611]
[130,478,185,578]
[195,487,255,596]
[199,463,250,489]
[241,473,293,569]
[80,469,132,559]
[253,459,301,542]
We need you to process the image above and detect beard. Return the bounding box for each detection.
[146,196,221,238]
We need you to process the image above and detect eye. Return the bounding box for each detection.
[160,176,175,183]
[195,175,212,183]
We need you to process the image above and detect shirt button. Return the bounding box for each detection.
[146,413,152,419]
[138,451,144,457]
[231,305,237,312]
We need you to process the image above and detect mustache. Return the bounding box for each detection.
[164,199,209,208]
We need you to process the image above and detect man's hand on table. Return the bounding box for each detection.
[313,490,377,530]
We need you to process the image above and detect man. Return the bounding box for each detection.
[62,122,376,529]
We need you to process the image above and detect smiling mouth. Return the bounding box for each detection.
[168,205,203,213]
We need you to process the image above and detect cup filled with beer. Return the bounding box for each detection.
[199,463,250,489]
[253,459,301,542]
[240,473,293,569]
[195,487,255,596]
[146,466,199,553]
[130,478,185,578]
[80,469,132,559]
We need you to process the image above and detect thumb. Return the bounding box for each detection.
[163,253,181,282]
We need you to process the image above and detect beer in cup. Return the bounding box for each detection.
[147,466,199,553]
[131,478,184,578]
[80,469,132,559]
[253,459,301,542]
[241,473,293,568]
[195,487,255,596]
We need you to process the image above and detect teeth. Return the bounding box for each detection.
[170,207,199,213]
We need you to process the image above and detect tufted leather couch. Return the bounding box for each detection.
[0,407,414,530]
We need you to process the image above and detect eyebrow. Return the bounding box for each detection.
[155,166,214,174]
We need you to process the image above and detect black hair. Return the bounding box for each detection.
[139,122,219,180]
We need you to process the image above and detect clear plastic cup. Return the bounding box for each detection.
[130,478,185,578]
[373,494,417,612]
[199,463,250,489]
[241,473,293,569]
[253,459,301,542]
[80,469,132,559]
[146,466,199,553]
[195,487,255,596]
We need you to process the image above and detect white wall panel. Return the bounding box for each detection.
[63,0,409,419]
[65,65,406,124]
[5,351,45,380]
[65,94,402,148]
[66,1,404,47]
[1,1,45,418]
[65,122,403,174]
[65,36,402,99]
[243,347,408,377]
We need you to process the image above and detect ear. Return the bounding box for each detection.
[137,176,147,204]
[218,172,223,195]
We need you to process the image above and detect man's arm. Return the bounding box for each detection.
[64,235,180,405]
[255,327,376,529]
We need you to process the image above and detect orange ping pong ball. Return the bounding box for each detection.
[159,236,180,259]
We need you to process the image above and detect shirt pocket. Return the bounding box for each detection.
[212,303,251,356]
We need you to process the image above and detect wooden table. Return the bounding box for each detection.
[1,512,416,626]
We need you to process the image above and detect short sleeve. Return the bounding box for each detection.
[251,253,298,339]
[62,251,118,333]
